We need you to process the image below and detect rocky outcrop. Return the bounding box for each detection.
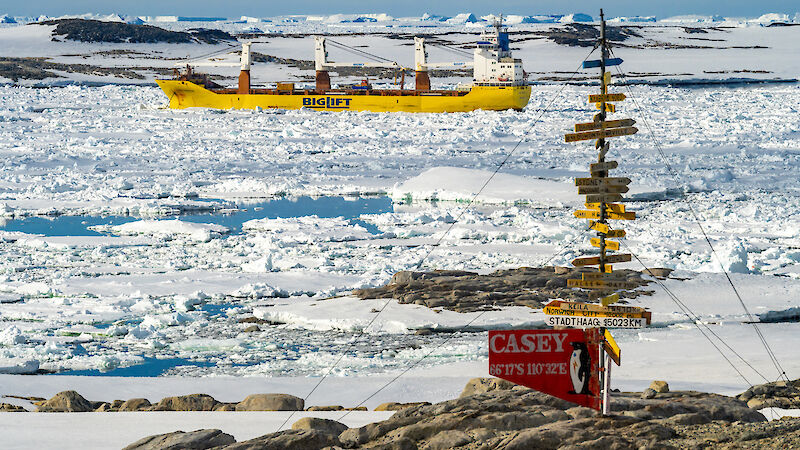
[153,394,219,411]
[36,390,94,412]
[123,380,796,450]
[460,377,518,397]
[41,19,235,44]
[222,429,339,450]
[650,380,670,393]
[738,378,800,409]
[291,417,348,436]
[122,429,234,450]
[235,393,304,411]
[0,403,27,412]
[119,398,151,412]
[374,402,431,411]
[353,267,653,313]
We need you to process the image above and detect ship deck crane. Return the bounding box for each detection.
[414,37,473,90]
[314,36,404,91]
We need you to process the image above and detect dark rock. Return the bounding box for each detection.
[291,417,348,435]
[119,398,151,412]
[641,388,657,399]
[37,390,94,412]
[355,267,653,313]
[460,377,517,397]
[220,429,338,449]
[40,19,234,44]
[306,405,345,411]
[236,393,304,411]
[0,403,27,412]
[649,380,670,393]
[426,430,471,449]
[213,403,237,411]
[154,394,219,411]
[122,429,234,450]
[375,402,431,411]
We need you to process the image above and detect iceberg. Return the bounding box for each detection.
[560,13,593,23]
[447,13,479,24]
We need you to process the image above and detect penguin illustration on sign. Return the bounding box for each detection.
[568,341,591,395]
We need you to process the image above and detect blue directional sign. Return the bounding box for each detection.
[582,58,623,69]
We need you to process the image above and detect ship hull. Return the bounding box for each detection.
[156,80,531,113]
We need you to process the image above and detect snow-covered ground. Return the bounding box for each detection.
[0,16,797,448]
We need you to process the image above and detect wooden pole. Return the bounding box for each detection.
[598,9,608,274]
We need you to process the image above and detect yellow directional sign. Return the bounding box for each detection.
[575,177,631,187]
[589,161,618,172]
[544,305,644,319]
[574,210,602,219]
[567,278,639,290]
[603,72,611,86]
[591,237,620,251]
[608,211,635,220]
[578,185,629,195]
[589,93,626,103]
[572,253,632,266]
[565,126,637,143]
[604,329,621,365]
[546,300,644,314]
[590,221,610,234]
[585,193,623,203]
[582,272,621,281]
[576,119,636,132]
[607,229,626,238]
[601,293,620,306]
[585,202,626,213]
[596,102,616,113]
[574,210,635,220]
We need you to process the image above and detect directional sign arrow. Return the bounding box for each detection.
[589,93,626,103]
[575,177,632,187]
[589,161,619,173]
[574,210,636,220]
[566,126,639,143]
[604,329,621,365]
[590,237,620,251]
[582,272,626,281]
[572,253,632,266]
[582,58,623,69]
[585,202,626,213]
[568,278,639,290]
[544,305,644,319]
[578,185,630,195]
[576,119,636,132]
[585,193,624,203]
[546,300,645,314]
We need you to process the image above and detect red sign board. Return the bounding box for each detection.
[488,329,601,410]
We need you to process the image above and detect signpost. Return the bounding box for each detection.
[491,9,648,417]
[564,126,636,142]
[489,329,601,410]
[575,119,635,132]
[589,93,626,103]
[582,57,623,69]
[572,254,632,266]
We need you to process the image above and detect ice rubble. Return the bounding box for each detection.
[0,82,797,382]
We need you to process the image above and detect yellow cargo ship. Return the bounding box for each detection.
[157,23,531,113]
